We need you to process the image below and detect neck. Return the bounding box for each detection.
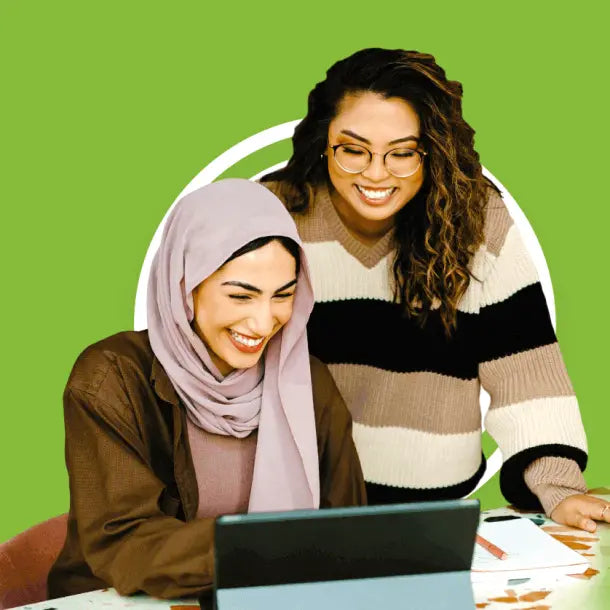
[208,351,233,378]
[329,186,393,246]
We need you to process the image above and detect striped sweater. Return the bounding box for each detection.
[264,180,588,515]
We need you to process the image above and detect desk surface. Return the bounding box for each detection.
[472,490,610,610]
[14,492,610,610]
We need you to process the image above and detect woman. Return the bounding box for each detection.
[48,179,365,600]
[262,48,610,532]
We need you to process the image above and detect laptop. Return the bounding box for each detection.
[209,499,479,610]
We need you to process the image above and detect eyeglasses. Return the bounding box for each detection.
[328,143,427,178]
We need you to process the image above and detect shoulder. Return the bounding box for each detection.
[259,180,294,208]
[66,330,155,400]
[460,188,540,312]
[467,187,524,283]
[259,179,282,198]
[481,186,515,257]
[63,331,163,453]
[309,355,335,397]
[259,179,320,216]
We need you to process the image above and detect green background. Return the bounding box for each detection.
[1,0,608,549]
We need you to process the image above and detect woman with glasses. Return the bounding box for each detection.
[262,48,610,533]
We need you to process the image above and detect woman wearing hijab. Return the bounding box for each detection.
[48,179,365,600]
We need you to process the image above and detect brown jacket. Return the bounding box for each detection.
[48,331,366,600]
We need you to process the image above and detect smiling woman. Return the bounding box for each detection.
[192,237,299,375]
[261,47,609,534]
[326,93,426,244]
[47,179,365,600]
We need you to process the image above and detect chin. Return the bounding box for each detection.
[358,203,400,221]
[229,352,263,371]
[352,199,403,222]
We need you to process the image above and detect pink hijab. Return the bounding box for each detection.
[147,179,320,511]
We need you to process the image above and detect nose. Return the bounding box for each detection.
[246,301,276,337]
[361,152,390,182]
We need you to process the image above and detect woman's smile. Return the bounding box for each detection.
[354,184,397,205]
[227,328,266,353]
[192,240,297,375]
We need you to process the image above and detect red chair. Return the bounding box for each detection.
[0,514,67,609]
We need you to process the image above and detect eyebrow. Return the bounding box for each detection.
[221,279,297,294]
[339,129,420,146]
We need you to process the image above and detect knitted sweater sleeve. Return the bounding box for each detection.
[471,192,588,514]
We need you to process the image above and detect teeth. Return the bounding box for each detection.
[357,186,394,200]
[230,330,264,347]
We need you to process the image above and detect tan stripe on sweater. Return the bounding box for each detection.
[480,343,575,410]
[483,190,514,257]
[328,363,481,433]
[287,182,394,268]
[266,180,513,266]
[524,456,587,516]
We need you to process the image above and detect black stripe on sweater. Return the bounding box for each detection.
[477,282,557,364]
[365,455,487,505]
[500,444,588,510]
[307,283,556,379]
[307,300,478,379]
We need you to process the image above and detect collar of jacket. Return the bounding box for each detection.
[149,354,199,520]
[150,355,180,405]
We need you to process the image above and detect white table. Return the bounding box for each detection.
[14,492,610,610]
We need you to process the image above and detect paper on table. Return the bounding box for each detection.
[9,587,194,608]
[471,518,589,582]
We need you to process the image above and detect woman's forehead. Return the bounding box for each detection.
[213,241,296,280]
[330,92,420,143]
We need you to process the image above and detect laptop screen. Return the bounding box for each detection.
[214,499,479,590]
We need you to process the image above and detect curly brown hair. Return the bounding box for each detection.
[262,48,495,334]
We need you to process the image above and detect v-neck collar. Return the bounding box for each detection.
[317,182,394,269]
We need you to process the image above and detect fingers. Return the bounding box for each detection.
[551,505,596,532]
[599,503,610,523]
[564,507,597,532]
[549,495,610,532]
[579,499,610,529]
[576,514,597,533]
[583,499,610,523]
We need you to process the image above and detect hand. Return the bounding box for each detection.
[550,494,610,532]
